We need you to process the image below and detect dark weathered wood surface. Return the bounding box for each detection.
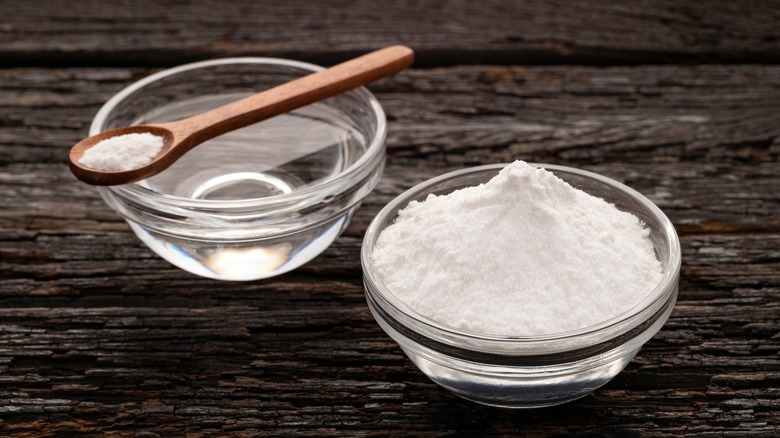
[1,2,780,436]
[3,0,780,66]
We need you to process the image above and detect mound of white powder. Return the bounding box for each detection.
[79,133,164,172]
[371,161,663,336]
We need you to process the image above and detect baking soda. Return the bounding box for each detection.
[79,133,164,171]
[371,161,663,336]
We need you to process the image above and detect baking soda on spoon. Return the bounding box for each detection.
[371,160,663,336]
[78,133,164,172]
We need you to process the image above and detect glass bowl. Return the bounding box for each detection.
[361,163,681,408]
[91,58,386,281]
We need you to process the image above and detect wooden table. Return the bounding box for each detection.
[2,1,779,435]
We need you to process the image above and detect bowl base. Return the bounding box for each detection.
[401,346,640,409]
[128,213,350,281]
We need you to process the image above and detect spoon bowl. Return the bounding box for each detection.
[69,125,175,185]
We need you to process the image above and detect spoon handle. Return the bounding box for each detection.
[160,45,414,147]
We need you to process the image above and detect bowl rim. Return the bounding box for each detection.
[361,162,682,344]
[90,57,387,211]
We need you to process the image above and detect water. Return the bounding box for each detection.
[128,215,349,280]
[120,94,372,280]
[136,93,366,200]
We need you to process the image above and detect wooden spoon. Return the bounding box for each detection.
[69,45,414,186]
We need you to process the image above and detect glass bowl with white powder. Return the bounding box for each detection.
[361,162,681,408]
[91,58,386,280]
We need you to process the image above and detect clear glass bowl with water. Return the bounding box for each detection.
[92,58,386,280]
[361,163,681,408]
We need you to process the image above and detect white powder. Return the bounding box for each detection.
[79,133,164,171]
[372,161,663,336]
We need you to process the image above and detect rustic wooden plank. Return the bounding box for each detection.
[2,0,780,67]
[0,64,778,435]
[2,65,779,230]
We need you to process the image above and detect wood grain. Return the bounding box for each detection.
[1,63,779,435]
[2,0,780,67]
